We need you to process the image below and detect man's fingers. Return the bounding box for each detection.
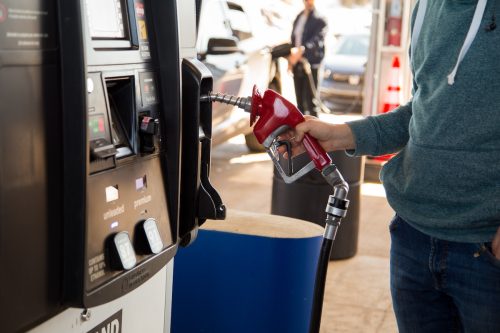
[275,117,320,158]
[295,120,313,142]
[275,137,305,158]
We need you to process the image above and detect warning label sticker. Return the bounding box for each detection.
[0,0,56,50]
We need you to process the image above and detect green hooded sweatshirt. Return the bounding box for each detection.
[347,0,500,242]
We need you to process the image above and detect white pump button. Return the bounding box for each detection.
[87,77,94,93]
[113,232,137,270]
[143,218,163,254]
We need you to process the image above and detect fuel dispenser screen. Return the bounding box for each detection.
[86,0,126,39]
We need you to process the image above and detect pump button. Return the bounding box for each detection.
[87,77,95,93]
[107,232,137,270]
[134,218,164,254]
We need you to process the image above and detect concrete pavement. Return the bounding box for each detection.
[210,136,397,333]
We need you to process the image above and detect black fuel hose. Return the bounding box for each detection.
[301,59,331,114]
[309,236,334,333]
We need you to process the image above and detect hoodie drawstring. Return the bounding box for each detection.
[447,0,488,85]
[411,0,489,85]
[410,0,428,62]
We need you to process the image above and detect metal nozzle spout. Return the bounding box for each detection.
[200,92,252,112]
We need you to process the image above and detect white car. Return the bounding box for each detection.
[197,0,291,150]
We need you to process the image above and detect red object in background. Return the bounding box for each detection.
[387,0,402,46]
[381,56,401,113]
[370,154,394,163]
[373,55,402,162]
[0,3,7,23]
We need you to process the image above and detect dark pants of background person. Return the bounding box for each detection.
[390,215,500,333]
[293,62,319,117]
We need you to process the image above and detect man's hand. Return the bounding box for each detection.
[277,116,356,158]
[493,226,500,259]
[287,46,304,68]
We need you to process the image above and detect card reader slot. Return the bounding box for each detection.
[106,77,136,159]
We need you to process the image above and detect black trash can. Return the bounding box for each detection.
[271,151,364,260]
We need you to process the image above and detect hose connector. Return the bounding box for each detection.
[200,92,252,113]
[325,195,349,220]
[321,163,350,234]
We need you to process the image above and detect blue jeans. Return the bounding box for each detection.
[389,215,500,333]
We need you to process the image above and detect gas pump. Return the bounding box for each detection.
[61,0,179,309]
[0,0,221,332]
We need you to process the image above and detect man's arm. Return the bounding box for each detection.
[285,100,413,158]
[302,16,327,58]
[346,70,418,157]
[346,101,413,157]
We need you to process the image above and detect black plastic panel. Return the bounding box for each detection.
[0,0,57,51]
[0,1,64,331]
[145,0,182,244]
[179,58,225,246]
[63,0,180,308]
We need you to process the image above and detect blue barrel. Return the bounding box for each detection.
[172,211,323,333]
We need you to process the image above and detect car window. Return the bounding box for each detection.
[335,36,369,56]
[197,0,233,54]
[226,2,252,41]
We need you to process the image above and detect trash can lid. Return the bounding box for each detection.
[201,209,323,239]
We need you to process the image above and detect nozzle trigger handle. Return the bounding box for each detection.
[303,134,332,170]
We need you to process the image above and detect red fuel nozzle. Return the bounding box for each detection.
[202,85,332,175]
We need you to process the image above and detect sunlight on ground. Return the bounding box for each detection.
[229,153,270,165]
[361,182,386,198]
[228,134,246,145]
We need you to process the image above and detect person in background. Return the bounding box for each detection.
[282,0,500,331]
[289,0,327,117]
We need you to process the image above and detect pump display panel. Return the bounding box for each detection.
[86,0,126,39]
[58,0,178,307]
